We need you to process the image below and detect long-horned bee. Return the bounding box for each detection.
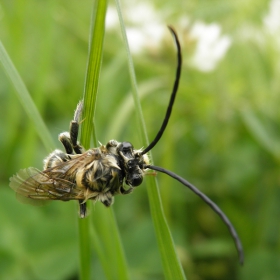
[9,26,244,264]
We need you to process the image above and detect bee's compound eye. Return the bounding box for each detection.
[130,174,143,187]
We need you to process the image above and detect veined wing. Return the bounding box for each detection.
[9,167,82,205]
[9,153,93,205]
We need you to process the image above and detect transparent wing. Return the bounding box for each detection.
[9,166,82,205]
[9,149,111,206]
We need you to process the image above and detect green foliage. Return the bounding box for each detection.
[1,0,280,279]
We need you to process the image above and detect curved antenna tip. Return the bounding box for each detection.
[141,26,182,155]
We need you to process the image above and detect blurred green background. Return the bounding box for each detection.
[1,0,280,279]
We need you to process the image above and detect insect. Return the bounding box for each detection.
[9,26,244,264]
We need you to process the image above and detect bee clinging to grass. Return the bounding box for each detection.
[9,26,244,264]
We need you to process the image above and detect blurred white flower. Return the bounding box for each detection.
[263,0,280,33]
[189,22,232,72]
[106,3,231,71]
[106,3,165,53]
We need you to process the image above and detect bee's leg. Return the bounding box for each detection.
[79,199,87,218]
[70,121,84,154]
[70,101,84,154]
[72,102,86,218]
[101,195,114,207]
[59,132,74,154]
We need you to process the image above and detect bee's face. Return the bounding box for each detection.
[117,142,149,187]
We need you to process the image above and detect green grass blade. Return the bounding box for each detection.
[78,216,91,280]
[78,1,108,279]
[78,1,129,279]
[80,0,108,149]
[78,1,106,279]
[115,1,186,279]
[91,205,130,280]
[108,209,129,279]
[0,41,55,151]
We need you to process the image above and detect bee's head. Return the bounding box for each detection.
[117,142,149,187]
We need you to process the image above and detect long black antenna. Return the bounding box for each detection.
[145,164,244,265]
[140,26,182,155]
